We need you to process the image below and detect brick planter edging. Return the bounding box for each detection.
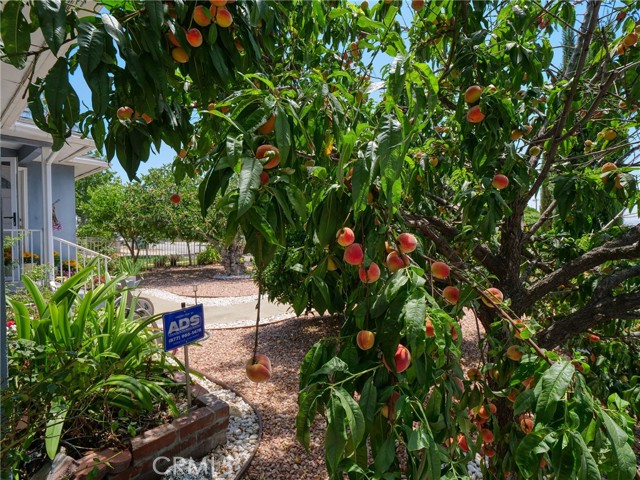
[193,371,264,480]
[55,378,230,480]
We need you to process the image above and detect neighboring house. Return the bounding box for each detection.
[1,38,109,284]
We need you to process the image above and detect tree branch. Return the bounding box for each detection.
[523,200,557,243]
[403,212,503,276]
[538,290,640,349]
[524,224,640,308]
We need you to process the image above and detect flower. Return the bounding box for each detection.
[6,320,15,328]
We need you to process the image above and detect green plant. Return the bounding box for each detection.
[1,261,181,477]
[22,263,54,285]
[196,245,220,265]
[116,256,144,277]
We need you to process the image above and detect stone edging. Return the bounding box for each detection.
[192,371,264,480]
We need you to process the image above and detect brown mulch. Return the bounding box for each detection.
[139,264,259,298]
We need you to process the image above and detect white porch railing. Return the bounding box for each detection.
[4,229,44,283]
[54,236,111,289]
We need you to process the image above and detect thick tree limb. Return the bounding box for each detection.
[403,212,503,276]
[593,264,640,299]
[524,225,640,308]
[538,290,640,349]
[523,200,557,243]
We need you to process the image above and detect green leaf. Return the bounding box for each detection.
[325,397,347,475]
[77,22,105,75]
[7,298,30,340]
[534,361,575,423]
[45,399,68,459]
[144,0,164,35]
[237,157,262,217]
[312,357,349,378]
[199,167,233,216]
[599,410,637,480]
[275,106,291,165]
[568,431,601,480]
[296,385,322,450]
[374,435,396,475]
[515,431,548,477]
[514,389,536,415]
[101,13,126,46]
[333,387,365,447]
[0,0,30,68]
[33,0,66,55]
[359,377,377,426]
[375,113,403,204]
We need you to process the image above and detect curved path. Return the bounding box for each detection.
[139,288,295,329]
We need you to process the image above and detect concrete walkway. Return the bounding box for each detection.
[138,288,294,329]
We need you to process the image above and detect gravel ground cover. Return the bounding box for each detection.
[141,265,258,298]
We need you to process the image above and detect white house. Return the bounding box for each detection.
[1,23,109,284]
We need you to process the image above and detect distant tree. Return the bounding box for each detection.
[80,179,159,261]
[75,169,117,233]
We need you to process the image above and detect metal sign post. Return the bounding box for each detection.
[163,302,205,410]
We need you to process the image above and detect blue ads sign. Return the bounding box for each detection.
[163,304,205,351]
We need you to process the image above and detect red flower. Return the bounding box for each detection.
[6,320,16,328]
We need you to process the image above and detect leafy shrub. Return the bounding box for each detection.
[1,262,182,477]
[196,245,220,265]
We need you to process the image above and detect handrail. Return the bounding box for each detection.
[53,236,111,260]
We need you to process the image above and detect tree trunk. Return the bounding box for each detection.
[219,237,245,275]
[187,241,192,266]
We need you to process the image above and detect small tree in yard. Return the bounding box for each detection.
[80,178,160,262]
[3,1,640,478]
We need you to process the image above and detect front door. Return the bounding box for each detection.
[2,158,20,280]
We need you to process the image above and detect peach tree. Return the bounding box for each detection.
[2,0,639,477]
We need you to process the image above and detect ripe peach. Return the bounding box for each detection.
[397,233,417,253]
[481,287,504,308]
[356,330,375,350]
[380,405,389,417]
[442,286,460,305]
[488,403,497,414]
[336,227,355,247]
[507,389,520,402]
[343,243,364,265]
[450,325,459,341]
[506,345,522,361]
[349,41,360,60]
[245,354,272,383]
[425,318,435,337]
[140,113,153,124]
[522,376,535,390]
[193,5,212,26]
[510,129,523,141]
[481,429,494,443]
[386,251,409,272]
[431,261,450,280]
[623,31,638,47]
[211,0,227,6]
[482,446,496,458]
[466,105,485,123]
[491,174,509,190]
[411,0,424,10]
[523,124,533,135]
[464,85,482,104]
[477,405,490,420]
[429,156,439,167]
[359,262,380,284]
[178,148,188,159]
[383,344,411,373]
[603,129,617,141]
[117,106,134,120]
[588,334,600,343]
[259,171,269,186]
[258,114,276,135]
[186,28,203,48]
[256,144,280,169]
[170,194,181,204]
[457,434,469,453]
[601,162,618,184]
[171,47,189,63]
[519,415,534,434]
[216,7,233,28]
